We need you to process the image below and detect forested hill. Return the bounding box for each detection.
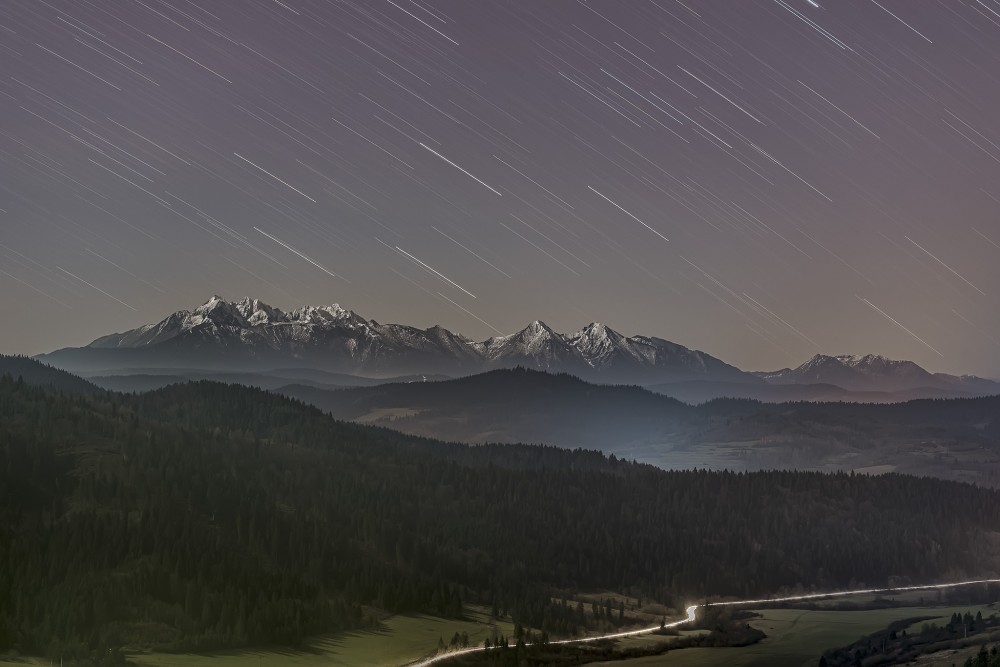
[278,367,1000,486]
[2,369,1000,662]
[0,354,102,395]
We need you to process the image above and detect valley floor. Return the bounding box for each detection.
[3,602,996,667]
[125,608,512,667]
[590,604,999,667]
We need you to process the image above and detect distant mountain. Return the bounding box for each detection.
[37,295,757,385]
[31,296,1000,398]
[278,367,1000,487]
[279,367,691,451]
[648,380,994,404]
[755,354,1000,394]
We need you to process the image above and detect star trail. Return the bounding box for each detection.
[1,0,999,376]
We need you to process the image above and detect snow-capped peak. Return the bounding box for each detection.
[833,353,889,366]
[235,297,285,325]
[189,295,247,328]
[196,295,227,312]
[76,295,758,384]
[571,322,619,344]
[289,303,361,326]
[524,319,555,334]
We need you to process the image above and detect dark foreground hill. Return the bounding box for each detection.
[0,354,102,395]
[1,362,999,662]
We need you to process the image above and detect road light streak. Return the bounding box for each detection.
[403,578,1000,667]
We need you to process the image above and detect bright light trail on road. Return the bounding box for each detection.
[402,578,1000,667]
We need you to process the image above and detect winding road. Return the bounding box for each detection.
[403,577,1000,667]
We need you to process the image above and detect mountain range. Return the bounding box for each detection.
[36,295,1000,399]
[38,295,753,384]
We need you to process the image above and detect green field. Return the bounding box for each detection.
[591,604,999,667]
[4,603,995,667]
[115,608,509,667]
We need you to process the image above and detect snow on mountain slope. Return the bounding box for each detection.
[41,296,756,383]
[477,320,588,370]
[755,353,1000,393]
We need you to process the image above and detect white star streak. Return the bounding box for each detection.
[85,248,164,293]
[510,214,591,268]
[492,155,575,209]
[942,110,1000,163]
[432,226,511,278]
[222,256,292,298]
[57,267,136,311]
[392,245,478,299]
[234,153,317,203]
[107,118,191,165]
[254,227,344,281]
[772,0,852,50]
[557,71,642,128]
[436,292,502,335]
[499,222,581,277]
[419,143,502,196]
[905,236,986,295]
[972,227,1000,250]
[746,142,833,202]
[331,116,415,169]
[952,309,1000,347]
[797,81,880,138]
[73,37,160,87]
[857,296,944,357]
[869,0,933,43]
[87,159,169,206]
[146,34,233,83]
[384,0,459,46]
[587,186,669,242]
[35,44,122,91]
[677,66,762,123]
[0,268,71,309]
[742,293,821,348]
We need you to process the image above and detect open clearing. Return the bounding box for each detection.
[123,607,511,667]
[355,407,423,424]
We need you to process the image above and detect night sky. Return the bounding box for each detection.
[2,1,999,376]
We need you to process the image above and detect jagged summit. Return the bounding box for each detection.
[37,295,1000,395]
[754,352,995,393]
[236,297,285,325]
[40,296,755,383]
[478,319,583,369]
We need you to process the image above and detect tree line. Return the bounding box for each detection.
[2,364,1000,663]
